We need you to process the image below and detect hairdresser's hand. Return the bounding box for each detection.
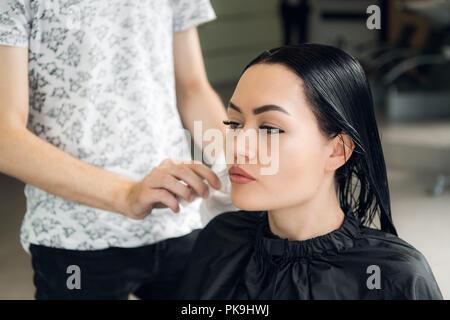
[122,159,222,220]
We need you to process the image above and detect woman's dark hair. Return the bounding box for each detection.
[243,44,397,235]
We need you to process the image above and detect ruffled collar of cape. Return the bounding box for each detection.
[255,208,361,261]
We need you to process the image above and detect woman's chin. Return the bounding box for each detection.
[231,192,266,211]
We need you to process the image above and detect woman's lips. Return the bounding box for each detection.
[229,174,255,184]
[228,166,256,184]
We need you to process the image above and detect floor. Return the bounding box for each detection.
[0,94,449,299]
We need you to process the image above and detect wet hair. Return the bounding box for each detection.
[243,44,397,235]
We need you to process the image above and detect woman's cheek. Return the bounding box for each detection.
[278,139,320,199]
[281,152,306,188]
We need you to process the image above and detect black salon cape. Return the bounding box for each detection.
[177,209,443,300]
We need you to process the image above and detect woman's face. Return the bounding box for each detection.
[225,63,343,211]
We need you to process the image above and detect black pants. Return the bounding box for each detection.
[29,229,200,300]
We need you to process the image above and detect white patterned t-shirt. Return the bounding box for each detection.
[0,0,216,252]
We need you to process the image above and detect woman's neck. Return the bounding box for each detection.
[267,186,345,241]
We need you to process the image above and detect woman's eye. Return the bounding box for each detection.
[260,125,284,134]
[223,120,242,130]
[223,121,284,134]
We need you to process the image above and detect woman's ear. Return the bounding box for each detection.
[326,133,355,172]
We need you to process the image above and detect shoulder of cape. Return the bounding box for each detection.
[356,225,435,279]
[197,210,263,245]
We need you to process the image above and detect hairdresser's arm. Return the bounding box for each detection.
[0,46,138,216]
[0,45,220,220]
[173,26,227,163]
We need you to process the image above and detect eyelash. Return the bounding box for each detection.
[222,120,285,134]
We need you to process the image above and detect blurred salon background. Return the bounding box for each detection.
[1,0,449,299]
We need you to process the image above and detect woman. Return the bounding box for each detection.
[177,44,443,300]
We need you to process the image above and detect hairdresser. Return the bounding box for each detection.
[0,0,226,299]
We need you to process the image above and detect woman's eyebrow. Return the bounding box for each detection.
[228,101,291,116]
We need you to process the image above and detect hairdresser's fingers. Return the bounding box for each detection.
[158,174,196,202]
[144,159,206,199]
[148,188,180,214]
[148,159,221,198]
[186,160,222,190]
[123,181,179,220]
[169,164,211,199]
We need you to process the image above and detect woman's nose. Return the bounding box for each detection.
[234,128,258,164]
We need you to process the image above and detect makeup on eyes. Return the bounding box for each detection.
[223,120,285,134]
